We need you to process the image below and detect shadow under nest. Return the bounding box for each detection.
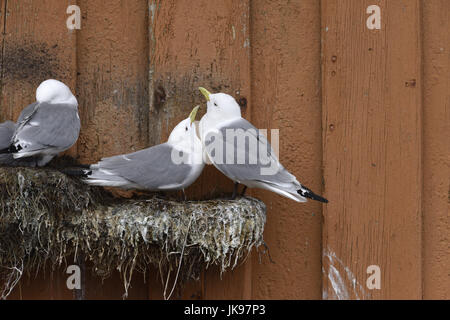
[0,167,266,299]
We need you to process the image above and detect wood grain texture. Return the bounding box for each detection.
[321,0,423,299]
[72,0,150,299]
[9,264,148,300]
[2,0,449,300]
[148,0,251,200]
[249,0,323,299]
[422,0,450,300]
[148,0,251,146]
[1,0,78,299]
[76,0,149,164]
[147,0,252,299]
[0,0,77,155]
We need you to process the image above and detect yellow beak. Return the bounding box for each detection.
[189,105,200,124]
[198,87,211,101]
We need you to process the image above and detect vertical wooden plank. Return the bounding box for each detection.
[422,0,450,300]
[76,0,149,164]
[249,0,323,299]
[148,0,251,146]
[148,0,252,299]
[0,0,77,300]
[321,0,423,299]
[0,0,77,154]
[73,0,149,299]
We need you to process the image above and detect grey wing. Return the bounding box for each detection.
[0,121,37,166]
[95,143,193,190]
[0,121,16,165]
[16,102,39,124]
[205,118,298,186]
[13,102,80,152]
[0,121,15,148]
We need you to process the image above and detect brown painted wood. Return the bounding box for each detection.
[9,268,72,300]
[76,0,149,164]
[147,0,252,299]
[0,0,77,300]
[321,0,423,299]
[249,0,323,299]
[0,0,77,156]
[422,0,450,300]
[8,0,150,300]
[71,0,150,299]
[148,0,251,200]
[2,0,449,301]
[9,262,148,300]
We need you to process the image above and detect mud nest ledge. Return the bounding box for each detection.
[0,167,266,299]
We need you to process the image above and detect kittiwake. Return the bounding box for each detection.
[198,87,328,203]
[83,106,204,191]
[0,79,80,166]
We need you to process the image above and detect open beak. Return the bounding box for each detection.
[198,87,211,101]
[189,105,200,124]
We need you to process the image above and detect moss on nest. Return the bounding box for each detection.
[0,167,266,299]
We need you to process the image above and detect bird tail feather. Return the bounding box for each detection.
[61,168,92,178]
[83,168,134,188]
[0,147,12,154]
[255,181,307,202]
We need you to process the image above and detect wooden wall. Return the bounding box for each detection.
[2,0,448,300]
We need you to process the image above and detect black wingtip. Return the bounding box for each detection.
[60,168,92,178]
[298,185,329,203]
[0,144,21,154]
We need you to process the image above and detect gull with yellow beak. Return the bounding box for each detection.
[198,87,328,203]
[83,106,204,191]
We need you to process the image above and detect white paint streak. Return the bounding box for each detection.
[328,264,349,299]
[323,248,366,300]
[149,2,156,24]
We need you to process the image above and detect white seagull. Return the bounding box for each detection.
[198,87,328,203]
[0,79,80,166]
[83,106,204,192]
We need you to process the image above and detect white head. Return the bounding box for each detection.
[168,105,201,146]
[36,79,78,106]
[198,88,241,121]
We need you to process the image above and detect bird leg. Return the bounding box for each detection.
[231,182,239,200]
[177,189,186,202]
[240,186,247,197]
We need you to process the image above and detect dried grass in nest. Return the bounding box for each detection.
[0,167,266,299]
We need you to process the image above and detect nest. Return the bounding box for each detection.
[0,167,266,299]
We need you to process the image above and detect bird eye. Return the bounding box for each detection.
[185,127,188,131]
[214,102,218,107]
